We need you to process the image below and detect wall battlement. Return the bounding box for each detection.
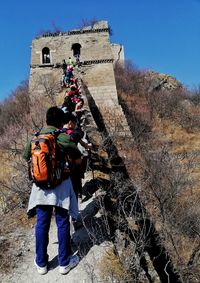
[36,28,110,38]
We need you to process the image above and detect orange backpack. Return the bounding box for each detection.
[29,131,63,188]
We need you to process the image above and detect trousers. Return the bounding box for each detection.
[35,205,71,267]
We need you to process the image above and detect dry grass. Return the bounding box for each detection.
[99,247,134,283]
[153,117,200,153]
[114,62,200,282]
[152,117,200,195]
[0,151,13,179]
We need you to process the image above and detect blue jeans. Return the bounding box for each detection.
[35,205,71,267]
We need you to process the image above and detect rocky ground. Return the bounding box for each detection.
[1,169,113,283]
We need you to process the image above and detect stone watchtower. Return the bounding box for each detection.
[29,20,124,101]
[29,19,134,181]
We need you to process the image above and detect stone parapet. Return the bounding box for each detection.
[38,28,110,38]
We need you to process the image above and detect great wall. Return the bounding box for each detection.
[26,20,184,282]
[0,20,185,283]
[29,20,135,174]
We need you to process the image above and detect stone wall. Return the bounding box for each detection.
[31,31,112,66]
[29,20,124,94]
[29,67,62,94]
[81,62,117,86]
[30,20,123,66]
[111,43,125,63]
[29,19,132,149]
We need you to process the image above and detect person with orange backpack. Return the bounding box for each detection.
[23,106,81,275]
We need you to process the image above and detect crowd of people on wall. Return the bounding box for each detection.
[23,58,92,276]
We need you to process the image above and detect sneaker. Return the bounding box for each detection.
[59,254,79,275]
[34,259,48,275]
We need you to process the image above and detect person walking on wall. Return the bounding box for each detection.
[23,106,82,275]
[67,57,74,67]
[62,112,92,201]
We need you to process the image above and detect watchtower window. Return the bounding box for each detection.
[42,47,51,64]
[71,43,81,57]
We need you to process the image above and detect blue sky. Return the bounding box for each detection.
[0,0,200,101]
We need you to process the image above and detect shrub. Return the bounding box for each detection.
[0,80,30,134]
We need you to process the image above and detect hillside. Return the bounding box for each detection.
[115,63,200,282]
[0,59,200,282]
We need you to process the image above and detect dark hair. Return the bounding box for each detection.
[63,112,77,124]
[46,106,64,128]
